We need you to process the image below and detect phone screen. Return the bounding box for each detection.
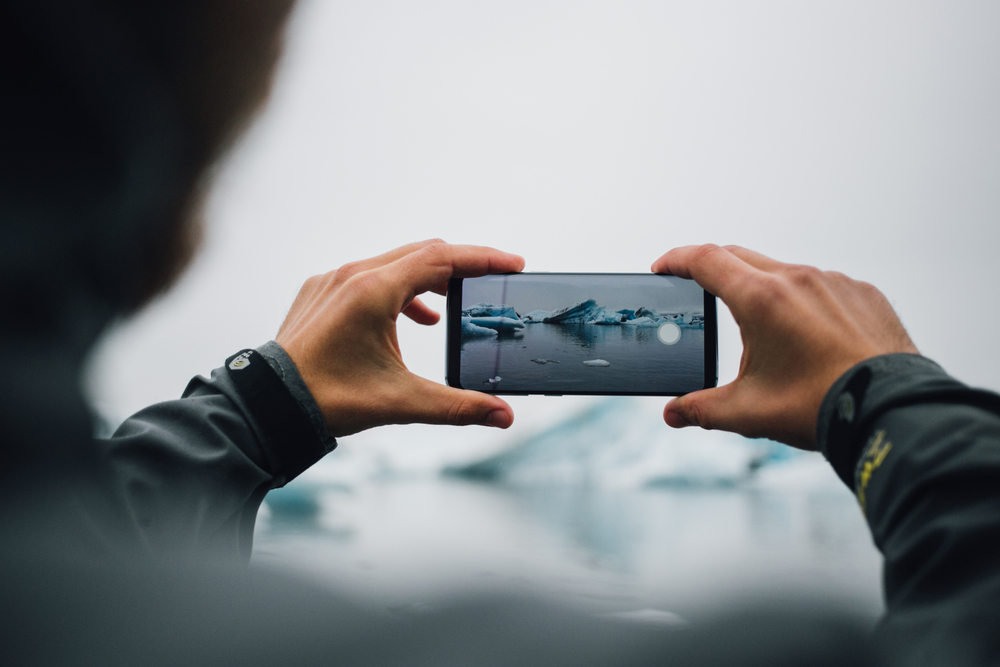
[446,273,717,395]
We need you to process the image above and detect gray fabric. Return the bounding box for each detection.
[92,345,333,564]
[257,340,335,453]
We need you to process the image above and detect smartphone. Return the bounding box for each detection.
[446,273,718,396]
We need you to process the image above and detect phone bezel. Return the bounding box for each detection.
[445,272,718,396]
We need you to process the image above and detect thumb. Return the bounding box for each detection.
[664,384,742,432]
[397,376,515,428]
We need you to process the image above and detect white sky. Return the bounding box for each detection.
[86,0,1000,456]
[461,274,704,314]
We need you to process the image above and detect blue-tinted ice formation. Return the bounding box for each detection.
[296,397,833,493]
[462,300,704,329]
[467,316,524,331]
[465,303,520,320]
[461,317,498,337]
[540,299,604,323]
[446,397,800,488]
[522,310,551,322]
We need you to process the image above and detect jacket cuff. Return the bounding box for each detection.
[255,340,335,454]
[224,348,335,486]
[817,353,977,491]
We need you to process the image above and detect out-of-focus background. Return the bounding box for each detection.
[85,0,999,621]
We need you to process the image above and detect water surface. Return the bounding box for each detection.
[461,324,705,393]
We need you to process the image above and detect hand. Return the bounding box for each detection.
[651,245,919,449]
[276,240,525,437]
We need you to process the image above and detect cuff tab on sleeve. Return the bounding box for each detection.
[225,349,332,485]
[819,364,873,491]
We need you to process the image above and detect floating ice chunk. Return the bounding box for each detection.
[483,376,502,384]
[542,299,605,323]
[464,303,519,319]
[583,359,611,367]
[530,358,560,364]
[461,317,498,337]
[521,310,551,323]
[467,316,524,331]
[682,313,705,328]
[623,316,659,327]
[589,310,627,325]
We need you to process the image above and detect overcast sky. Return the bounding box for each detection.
[86,0,1000,454]
[462,274,704,314]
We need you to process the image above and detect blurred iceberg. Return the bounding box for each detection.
[291,397,842,496]
[446,397,805,489]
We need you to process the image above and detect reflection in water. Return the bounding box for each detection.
[511,487,644,573]
[461,324,705,393]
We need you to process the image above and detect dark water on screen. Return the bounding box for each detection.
[460,323,705,394]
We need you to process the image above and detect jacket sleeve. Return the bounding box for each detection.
[93,341,335,563]
[817,354,1000,667]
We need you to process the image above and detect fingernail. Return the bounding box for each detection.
[485,410,510,428]
[665,410,692,428]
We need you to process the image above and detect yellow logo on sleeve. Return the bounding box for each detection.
[857,429,893,514]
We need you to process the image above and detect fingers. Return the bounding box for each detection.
[389,243,525,309]
[350,239,446,275]
[720,246,784,272]
[397,376,515,428]
[650,245,762,302]
[663,384,746,433]
[401,297,440,325]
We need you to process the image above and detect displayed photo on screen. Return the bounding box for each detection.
[458,274,706,394]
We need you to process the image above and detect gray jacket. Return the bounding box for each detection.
[95,341,334,562]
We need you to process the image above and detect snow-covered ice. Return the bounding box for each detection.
[464,303,519,319]
[461,317,498,337]
[466,316,524,331]
[460,301,703,329]
[591,310,629,325]
[623,316,659,327]
[521,310,551,322]
[583,359,611,367]
[541,299,604,323]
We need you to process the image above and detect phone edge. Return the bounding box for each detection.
[445,277,464,389]
[703,291,719,390]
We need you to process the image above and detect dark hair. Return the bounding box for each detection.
[1,0,295,326]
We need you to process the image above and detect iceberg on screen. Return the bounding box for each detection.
[461,317,498,337]
[465,303,520,319]
[521,310,551,323]
[466,316,524,331]
[540,299,604,323]
[461,301,704,331]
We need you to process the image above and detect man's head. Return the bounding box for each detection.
[1,0,296,343]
